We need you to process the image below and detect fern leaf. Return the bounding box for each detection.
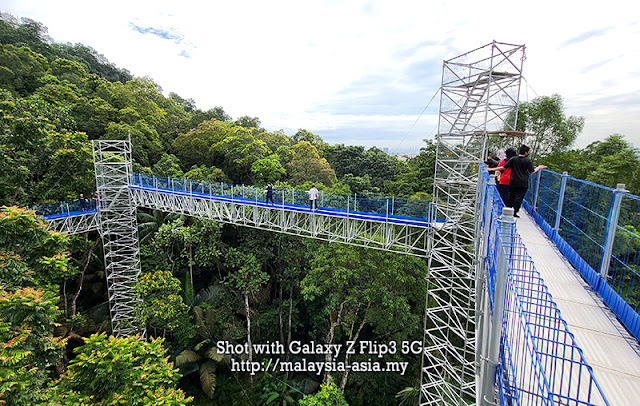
[175,349,201,366]
[205,346,224,362]
[199,360,217,398]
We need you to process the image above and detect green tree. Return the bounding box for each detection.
[0,206,72,290]
[0,43,49,95]
[0,91,94,204]
[168,92,196,113]
[517,94,585,160]
[103,121,163,167]
[213,129,271,183]
[259,129,292,153]
[252,154,286,184]
[0,15,54,60]
[324,144,403,191]
[151,218,223,301]
[383,141,436,198]
[189,106,231,128]
[152,219,190,274]
[51,42,132,83]
[134,270,194,344]
[292,129,325,147]
[235,115,260,129]
[0,287,66,406]
[71,93,117,139]
[341,173,372,195]
[56,333,193,405]
[301,244,426,391]
[222,248,269,366]
[172,119,231,169]
[288,141,336,187]
[153,153,185,179]
[49,58,87,87]
[138,210,181,244]
[299,376,348,406]
[583,134,640,192]
[184,165,227,183]
[539,134,640,195]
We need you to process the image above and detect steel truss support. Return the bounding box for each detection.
[421,41,525,405]
[46,211,100,234]
[92,140,144,338]
[130,188,430,257]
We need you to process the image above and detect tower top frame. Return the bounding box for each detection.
[438,41,526,138]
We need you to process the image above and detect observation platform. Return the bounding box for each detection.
[42,208,99,234]
[517,208,640,405]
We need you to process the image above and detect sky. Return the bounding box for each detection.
[2,0,639,154]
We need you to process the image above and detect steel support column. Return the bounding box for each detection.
[93,140,144,338]
[421,41,525,406]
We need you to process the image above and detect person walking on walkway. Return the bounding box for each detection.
[78,194,88,212]
[307,185,319,210]
[494,145,546,217]
[265,183,274,205]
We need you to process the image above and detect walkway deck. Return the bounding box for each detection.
[519,208,640,405]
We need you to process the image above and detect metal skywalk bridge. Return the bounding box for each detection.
[46,173,434,256]
[32,41,640,405]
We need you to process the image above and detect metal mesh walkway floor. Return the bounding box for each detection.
[518,208,640,405]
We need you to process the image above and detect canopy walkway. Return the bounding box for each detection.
[32,41,640,405]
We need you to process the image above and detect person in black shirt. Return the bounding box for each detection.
[484,151,499,168]
[78,194,88,212]
[265,183,274,205]
[494,145,546,218]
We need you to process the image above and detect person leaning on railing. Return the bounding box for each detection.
[487,147,517,204]
[491,145,546,218]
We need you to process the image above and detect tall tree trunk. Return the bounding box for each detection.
[9,186,19,206]
[323,301,345,383]
[71,237,100,316]
[62,281,68,318]
[286,283,294,363]
[245,293,253,383]
[339,302,370,392]
[188,244,194,290]
[278,242,284,348]
[279,281,284,347]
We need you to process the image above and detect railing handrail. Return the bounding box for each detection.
[130,173,433,222]
[527,168,640,341]
[478,168,609,405]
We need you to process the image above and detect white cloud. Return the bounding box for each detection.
[3,0,640,151]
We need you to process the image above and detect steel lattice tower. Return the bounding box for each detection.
[421,41,525,405]
[93,140,144,338]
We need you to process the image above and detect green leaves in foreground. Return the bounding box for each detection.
[0,287,66,406]
[56,333,192,405]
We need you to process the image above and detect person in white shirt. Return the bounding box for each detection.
[307,185,319,210]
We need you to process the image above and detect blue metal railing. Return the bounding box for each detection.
[525,170,640,341]
[130,173,433,224]
[479,170,609,405]
[31,199,98,219]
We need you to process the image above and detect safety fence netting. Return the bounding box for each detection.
[479,170,609,405]
[130,173,433,222]
[31,199,97,218]
[525,170,640,341]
